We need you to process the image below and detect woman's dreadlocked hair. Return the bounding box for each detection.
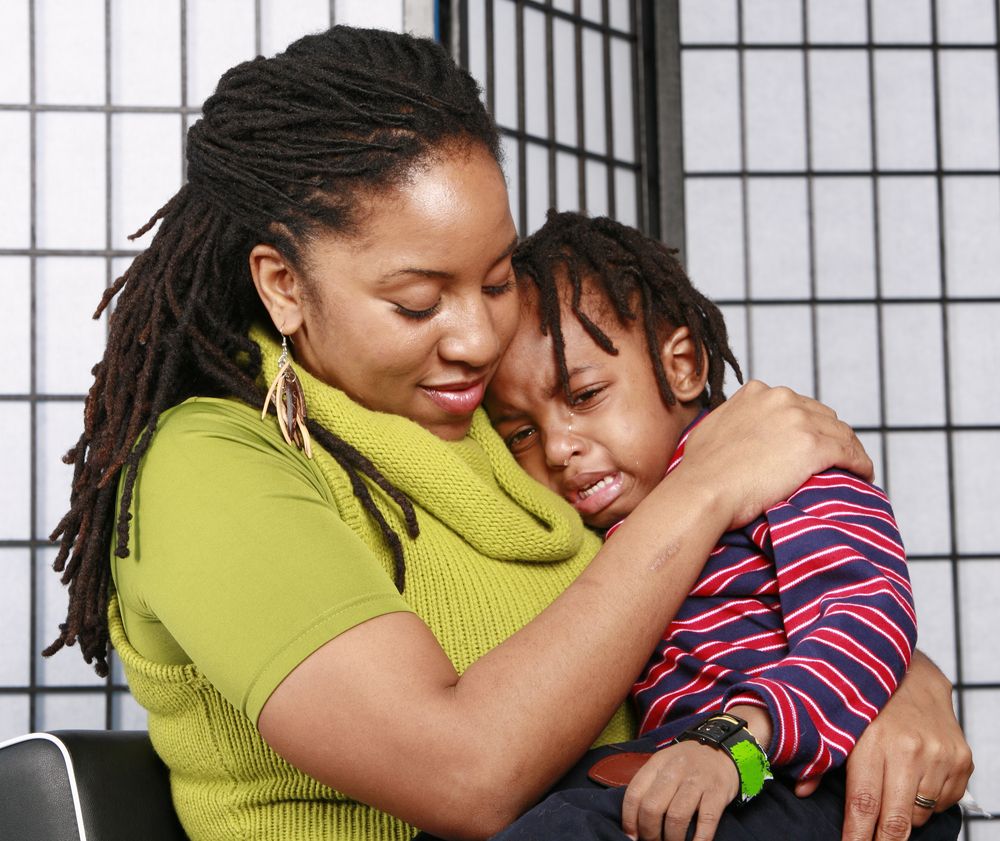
[45,26,502,676]
[512,210,742,409]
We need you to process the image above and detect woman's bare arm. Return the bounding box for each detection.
[259,382,874,839]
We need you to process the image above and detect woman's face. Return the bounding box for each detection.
[265,143,520,441]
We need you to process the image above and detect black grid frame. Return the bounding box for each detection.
[454,0,652,236]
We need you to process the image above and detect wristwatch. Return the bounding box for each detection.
[675,712,773,805]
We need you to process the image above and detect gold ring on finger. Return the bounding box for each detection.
[914,794,937,810]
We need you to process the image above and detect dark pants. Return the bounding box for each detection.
[483,738,962,841]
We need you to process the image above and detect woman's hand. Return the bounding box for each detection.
[621,742,739,841]
[680,381,874,531]
[794,651,973,841]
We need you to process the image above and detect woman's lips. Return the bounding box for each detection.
[421,380,486,415]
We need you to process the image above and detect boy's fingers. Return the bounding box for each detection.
[689,790,728,841]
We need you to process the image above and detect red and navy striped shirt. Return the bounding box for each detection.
[609,415,917,780]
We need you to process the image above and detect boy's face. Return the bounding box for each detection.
[485,283,704,529]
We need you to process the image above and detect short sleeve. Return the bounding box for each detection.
[111,397,413,724]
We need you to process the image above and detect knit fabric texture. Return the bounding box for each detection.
[110,327,634,841]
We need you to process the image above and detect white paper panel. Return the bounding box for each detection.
[877,177,941,297]
[953,433,1000,555]
[186,0,255,107]
[492,0,517,128]
[907,560,957,682]
[585,159,609,218]
[0,403,31,541]
[35,0,105,105]
[882,303,946,425]
[36,401,85,543]
[743,0,802,43]
[885,432,952,555]
[260,0,330,57]
[0,550,31,686]
[553,18,578,147]
[872,0,932,43]
[948,304,1000,426]
[608,0,631,32]
[614,168,638,229]
[962,691,1000,813]
[582,28,606,155]
[0,697,30,743]
[718,303,748,396]
[335,0,403,32]
[523,7,548,138]
[111,114,183,249]
[36,258,107,395]
[525,143,549,236]
[746,178,810,298]
[111,0,182,106]
[957,560,1000,682]
[684,177,745,299]
[939,50,1000,171]
[556,151,580,215]
[816,304,882,428]
[813,178,877,298]
[809,51,872,171]
[0,258,32,396]
[682,51,741,172]
[744,50,806,171]
[944,177,1000,298]
[37,693,108,730]
[749,305,815,396]
[610,37,635,163]
[0,0,30,103]
[874,52,937,170]
[35,549,105,687]
[679,0,737,44]
[36,113,107,250]
[806,0,868,43]
[937,0,997,44]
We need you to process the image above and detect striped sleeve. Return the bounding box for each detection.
[722,469,917,779]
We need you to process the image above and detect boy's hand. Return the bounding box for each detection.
[621,741,739,841]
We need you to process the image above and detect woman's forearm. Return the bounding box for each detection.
[260,383,874,838]
[261,463,728,838]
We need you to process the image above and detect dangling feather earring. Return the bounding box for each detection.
[262,335,313,459]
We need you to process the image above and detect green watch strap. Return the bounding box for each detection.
[729,737,772,803]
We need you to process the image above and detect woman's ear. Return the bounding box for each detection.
[249,244,305,334]
[659,325,709,403]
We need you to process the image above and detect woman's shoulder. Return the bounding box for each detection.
[140,396,330,501]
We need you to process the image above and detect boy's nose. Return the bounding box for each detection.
[543,428,585,468]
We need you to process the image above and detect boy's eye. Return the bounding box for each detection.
[483,274,515,297]
[570,385,605,406]
[504,426,537,454]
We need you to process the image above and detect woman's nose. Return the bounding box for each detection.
[438,298,501,369]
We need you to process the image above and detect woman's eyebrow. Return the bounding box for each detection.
[381,234,519,282]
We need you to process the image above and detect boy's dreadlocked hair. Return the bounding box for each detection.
[45,26,501,676]
[512,210,742,409]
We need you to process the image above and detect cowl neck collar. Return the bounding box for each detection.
[252,326,584,562]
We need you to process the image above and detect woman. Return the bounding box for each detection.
[46,26,971,841]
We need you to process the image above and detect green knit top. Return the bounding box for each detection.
[110,328,635,841]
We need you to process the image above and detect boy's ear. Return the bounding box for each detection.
[659,325,708,403]
[249,243,306,335]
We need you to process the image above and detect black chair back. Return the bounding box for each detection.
[0,731,188,841]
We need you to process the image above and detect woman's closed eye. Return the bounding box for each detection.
[393,300,441,320]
